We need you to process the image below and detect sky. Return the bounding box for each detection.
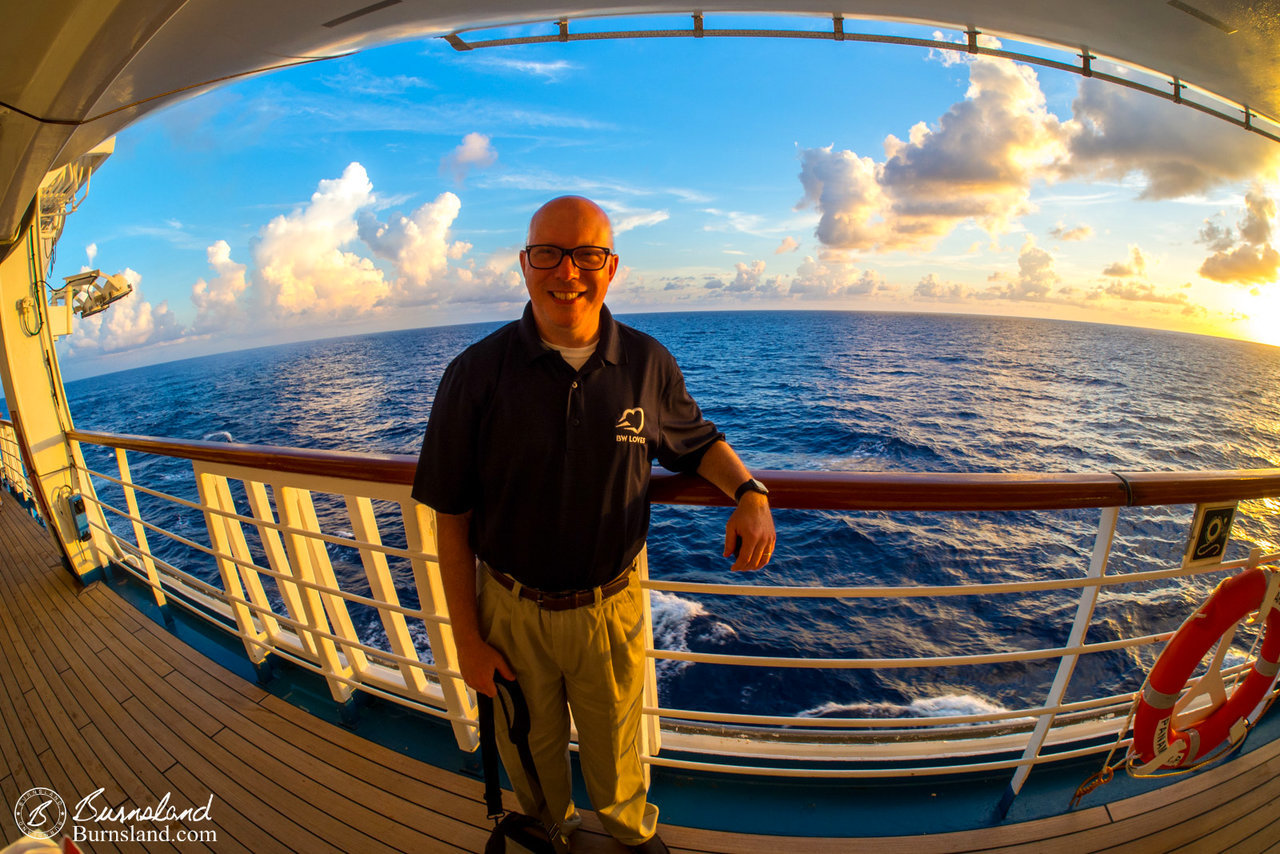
[48,15,1280,379]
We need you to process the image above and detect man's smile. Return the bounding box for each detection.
[551,291,585,302]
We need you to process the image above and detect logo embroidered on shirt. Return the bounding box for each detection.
[616,408,644,434]
[615,408,646,444]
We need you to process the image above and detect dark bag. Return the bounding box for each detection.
[477,676,569,854]
[483,813,556,854]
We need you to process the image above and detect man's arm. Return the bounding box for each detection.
[695,440,776,572]
[435,509,514,697]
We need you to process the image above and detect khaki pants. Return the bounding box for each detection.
[478,567,658,846]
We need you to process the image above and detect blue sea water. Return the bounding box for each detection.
[61,311,1280,719]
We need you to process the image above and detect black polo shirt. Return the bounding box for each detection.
[412,303,723,591]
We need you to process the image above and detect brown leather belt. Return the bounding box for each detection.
[484,561,635,611]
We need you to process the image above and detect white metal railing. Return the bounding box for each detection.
[63,428,1280,797]
[77,447,477,749]
[0,418,38,512]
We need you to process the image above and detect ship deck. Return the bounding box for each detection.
[3,493,1280,853]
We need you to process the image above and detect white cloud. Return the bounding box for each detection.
[797,55,1067,252]
[1198,186,1280,285]
[255,162,390,320]
[472,57,578,82]
[445,253,526,305]
[191,240,249,332]
[358,192,476,305]
[728,260,767,292]
[793,55,1280,263]
[322,66,433,96]
[485,171,709,204]
[1064,80,1280,199]
[85,243,97,264]
[775,236,799,254]
[1049,222,1093,242]
[926,30,970,67]
[985,237,1059,300]
[441,132,498,184]
[788,256,891,298]
[795,147,890,249]
[1200,243,1280,285]
[694,260,788,299]
[701,208,777,236]
[915,272,970,300]
[1102,245,1149,278]
[613,208,670,234]
[1101,280,1193,306]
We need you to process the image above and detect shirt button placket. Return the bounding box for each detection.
[567,379,583,439]
[560,378,585,540]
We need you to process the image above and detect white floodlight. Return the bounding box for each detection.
[75,272,133,317]
[47,269,135,338]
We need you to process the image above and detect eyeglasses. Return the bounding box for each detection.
[524,244,613,271]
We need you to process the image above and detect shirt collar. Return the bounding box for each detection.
[516,302,625,366]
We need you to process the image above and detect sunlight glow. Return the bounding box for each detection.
[1245,290,1280,346]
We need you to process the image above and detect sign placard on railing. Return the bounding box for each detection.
[1184,501,1238,567]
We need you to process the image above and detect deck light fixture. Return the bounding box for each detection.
[47,269,134,338]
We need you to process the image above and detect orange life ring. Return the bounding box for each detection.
[1132,568,1280,771]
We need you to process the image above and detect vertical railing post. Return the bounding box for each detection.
[114,447,168,614]
[346,495,430,697]
[637,545,661,786]
[286,486,369,676]
[243,479,319,659]
[275,484,357,707]
[998,505,1120,816]
[195,468,271,667]
[403,500,477,750]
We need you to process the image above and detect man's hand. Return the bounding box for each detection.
[433,509,515,697]
[455,633,516,698]
[723,491,775,572]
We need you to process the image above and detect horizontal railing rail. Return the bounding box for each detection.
[64,427,1280,794]
[67,429,1280,509]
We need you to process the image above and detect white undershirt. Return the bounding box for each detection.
[542,338,598,371]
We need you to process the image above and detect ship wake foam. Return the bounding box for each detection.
[649,590,737,678]
[798,693,1027,723]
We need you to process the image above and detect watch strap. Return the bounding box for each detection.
[734,478,767,502]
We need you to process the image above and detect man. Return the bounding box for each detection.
[413,196,774,853]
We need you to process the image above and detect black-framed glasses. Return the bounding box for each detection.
[524,244,613,271]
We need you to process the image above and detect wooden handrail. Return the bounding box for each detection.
[68,428,1280,512]
[70,429,419,484]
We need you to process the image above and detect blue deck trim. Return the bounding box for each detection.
[101,563,1280,838]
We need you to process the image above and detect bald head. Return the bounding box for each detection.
[520,195,619,348]
[527,196,614,249]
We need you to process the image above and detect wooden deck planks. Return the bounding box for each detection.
[5,493,1280,852]
[1168,777,1280,854]
[0,498,491,852]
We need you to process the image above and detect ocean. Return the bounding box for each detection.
[60,310,1280,719]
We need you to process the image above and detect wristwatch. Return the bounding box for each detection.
[734,478,769,503]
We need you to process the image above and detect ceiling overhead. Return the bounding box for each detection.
[2,0,1277,244]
